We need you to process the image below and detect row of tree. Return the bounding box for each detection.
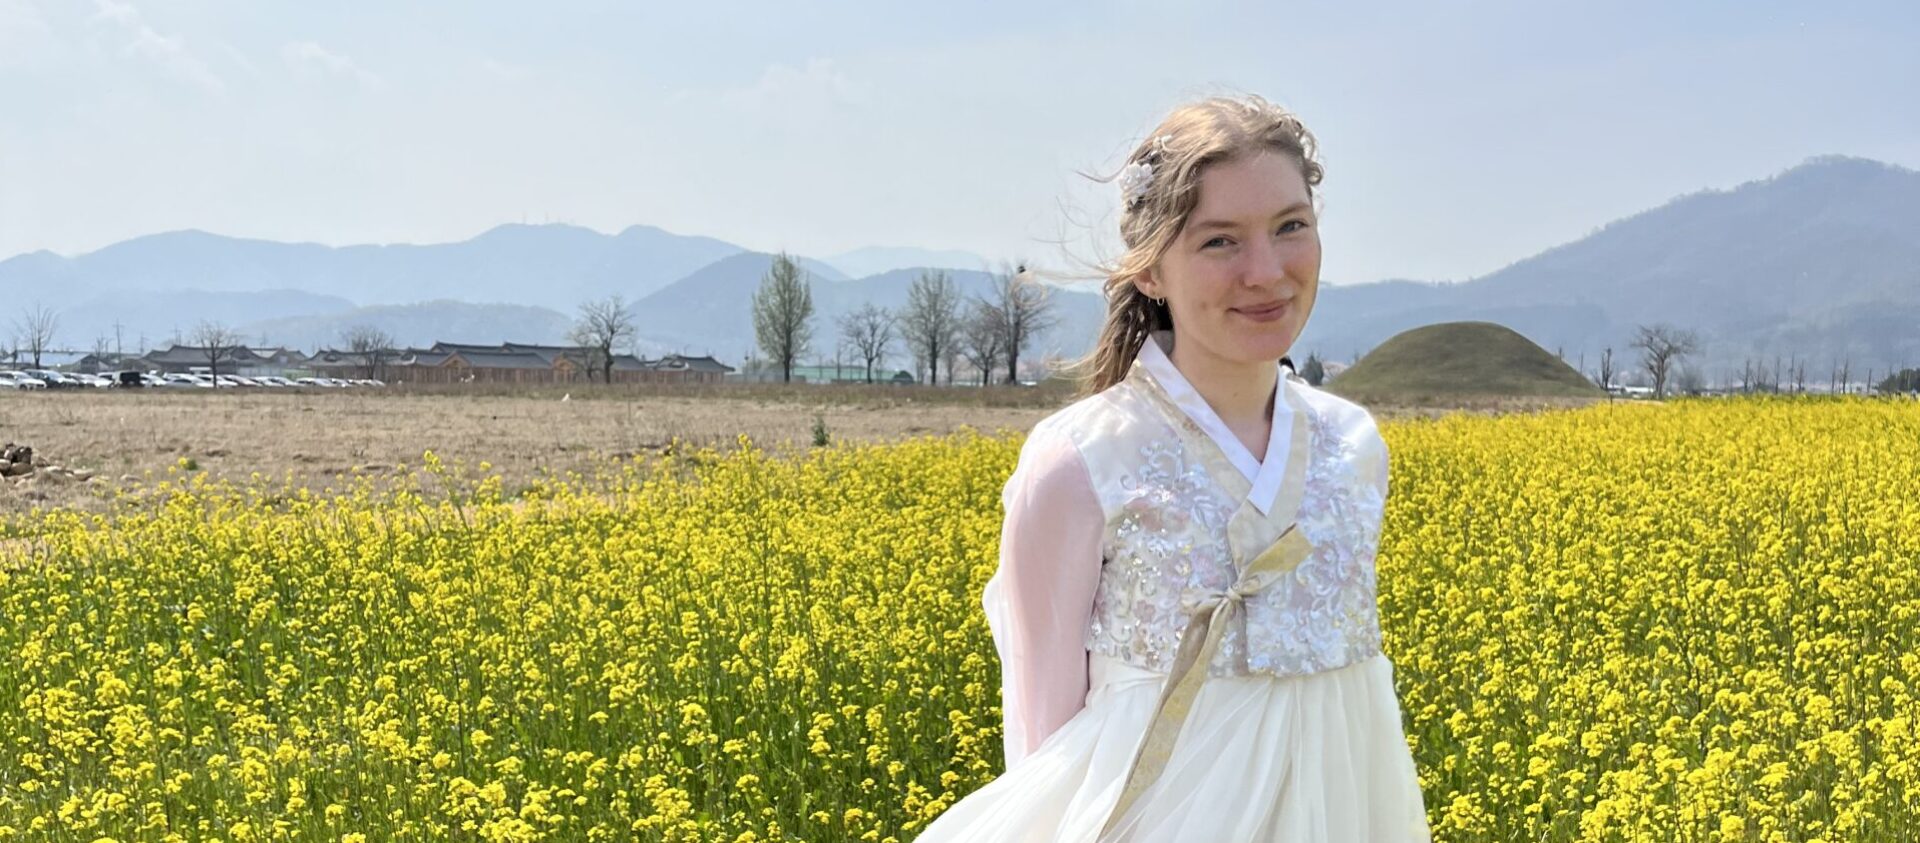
[1579,323,1913,398]
[751,255,1059,385]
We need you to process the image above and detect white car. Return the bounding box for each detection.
[0,370,47,389]
[162,373,214,389]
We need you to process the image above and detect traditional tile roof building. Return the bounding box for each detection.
[136,345,311,375]
[306,342,734,385]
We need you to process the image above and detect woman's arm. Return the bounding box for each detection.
[983,426,1105,769]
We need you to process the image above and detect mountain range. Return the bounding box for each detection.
[3,154,1915,381]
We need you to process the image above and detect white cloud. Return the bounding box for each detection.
[281,40,383,89]
[87,0,223,93]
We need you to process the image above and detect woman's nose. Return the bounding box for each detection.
[1238,236,1291,290]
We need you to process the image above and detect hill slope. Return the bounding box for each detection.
[1326,321,1604,400]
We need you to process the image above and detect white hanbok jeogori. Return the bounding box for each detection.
[914,329,1432,842]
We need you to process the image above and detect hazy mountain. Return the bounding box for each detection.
[6,154,1915,381]
[237,300,579,353]
[625,252,865,356]
[53,288,357,352]
[823,246,995,278]
[824,267,1107,366]
[0,223,744,310]
[634,259,1105,364]
[1298,155,1920,378]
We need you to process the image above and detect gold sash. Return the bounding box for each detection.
[1097,363,1316,842]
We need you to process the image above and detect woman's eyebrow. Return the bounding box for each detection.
[1187,202,1313,232]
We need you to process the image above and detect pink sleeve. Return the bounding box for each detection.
[982,426,1105,769]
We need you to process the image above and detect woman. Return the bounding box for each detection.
[914,94,1432,841]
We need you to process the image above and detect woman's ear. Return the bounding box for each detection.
[1133,268,1160,301]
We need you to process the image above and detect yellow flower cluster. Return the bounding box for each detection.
[1382,396,1920,840]
[0,395,1913,840]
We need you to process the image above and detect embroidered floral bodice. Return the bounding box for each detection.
[981,329,1393,766]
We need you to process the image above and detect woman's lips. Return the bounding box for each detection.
[1233,301,1289,322]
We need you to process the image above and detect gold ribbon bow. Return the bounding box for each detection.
[1096,523,1316,842]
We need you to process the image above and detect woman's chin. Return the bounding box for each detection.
[1240,327,1299,362]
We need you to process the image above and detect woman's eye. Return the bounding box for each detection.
[1202,237,1231,249]
[1278,220,1307,234]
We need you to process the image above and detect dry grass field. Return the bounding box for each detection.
[0,382,1604,516]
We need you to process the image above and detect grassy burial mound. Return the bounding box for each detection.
[1326,321,1605,403]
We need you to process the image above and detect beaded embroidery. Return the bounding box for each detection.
[1079,370,1386,679]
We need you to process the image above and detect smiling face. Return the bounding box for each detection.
[1136,149,1321,370]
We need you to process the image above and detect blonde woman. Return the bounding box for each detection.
[916,94,1432,841]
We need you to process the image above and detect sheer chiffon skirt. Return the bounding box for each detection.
[914,651,1433,842]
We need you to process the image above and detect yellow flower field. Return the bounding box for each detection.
[0,396,1915,841]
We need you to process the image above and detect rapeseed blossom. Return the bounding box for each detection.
[0,397,1914,839]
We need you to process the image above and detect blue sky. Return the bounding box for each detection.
[2,0,1914,284]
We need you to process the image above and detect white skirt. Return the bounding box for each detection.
[915,651,1433,842]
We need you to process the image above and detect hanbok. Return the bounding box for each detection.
[914,329,1432,842]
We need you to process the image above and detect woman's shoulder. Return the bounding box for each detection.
[1030,378,1165,447]
[1286,377,1390,467]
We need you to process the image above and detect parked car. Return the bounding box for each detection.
[110,371,147,388]
[24,369,83,389]
[162,373,213,389]
[66,372,113,388]
[0,371,47,389]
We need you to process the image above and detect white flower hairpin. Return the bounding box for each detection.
[1119,134,1172,211]
[1117,161,1154,209]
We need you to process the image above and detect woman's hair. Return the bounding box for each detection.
[1059,93,1324,399]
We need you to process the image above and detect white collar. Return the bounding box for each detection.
[1138,329,1293,515]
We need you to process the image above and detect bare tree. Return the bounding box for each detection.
[341,324,398,381]
[899,269,962,386]
[958,299,1007,386]
[190,320,244,386]
[986,262,1059,386]
[1597,347,1615,393]
[568,295,637,383]
[751,253,814,383]
[1631,323,1700,399]
[12,303,58,368]
[836,303,897,384]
